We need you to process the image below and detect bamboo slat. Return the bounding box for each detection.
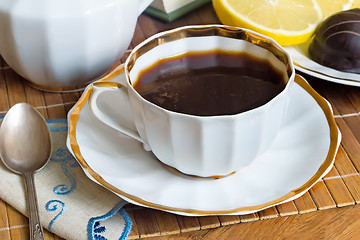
[24,84,47,117]
[42,92,67,119]
[133,208,161,238]
[321,86,360,144]
[5,69,27,107]
[276,201,299,217]
[0,61,9,112]
[7,204,29,240]
[293,192,318,214]
[309,181,337,210]
[343,85,360,109]
[175,215,201,232]
[124,207,140,239]
[60,92,80,114]
[0,200,11,240]
[153,210,181,235]
[217,215,240,226]
[239,213,260,223]
[198,216,221,229]
[257,207,279,220]
[322,167,355,207]
[334,114,360,173]
[334,146,360,203]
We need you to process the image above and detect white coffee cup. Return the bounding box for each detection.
[0,0,153,91]
[89,25,295,178]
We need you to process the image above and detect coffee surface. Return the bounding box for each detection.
[134,50,286,116]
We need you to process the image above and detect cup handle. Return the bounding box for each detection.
[89,81,148,148]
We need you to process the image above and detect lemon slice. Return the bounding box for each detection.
[353,0,360,7]
[317,0,354,17]
[213,0,353,46]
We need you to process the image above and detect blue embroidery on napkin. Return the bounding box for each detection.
[46,200,66,231]
[43,119,132,238]
[119,208,132,239]
[48,119,68,124]
[45,122,77,230]
[94,221,106,234]
[87,200,132,240]
[50,148,80,195]
[47,119,68,132]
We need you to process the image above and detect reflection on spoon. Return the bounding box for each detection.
[0,103,52,240]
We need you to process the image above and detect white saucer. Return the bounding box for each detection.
[66,66,341,216]
[285,38,360,87]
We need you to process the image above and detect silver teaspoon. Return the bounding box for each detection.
[0,103,52,240]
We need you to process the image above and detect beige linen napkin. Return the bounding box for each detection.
[0,118,131,240]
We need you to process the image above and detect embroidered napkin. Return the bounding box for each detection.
[0,118,131,240]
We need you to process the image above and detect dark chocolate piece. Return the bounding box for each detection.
[308,8,360,74]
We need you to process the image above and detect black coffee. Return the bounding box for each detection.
[134,50,286,116]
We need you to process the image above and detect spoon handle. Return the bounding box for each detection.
[23,172,45,240]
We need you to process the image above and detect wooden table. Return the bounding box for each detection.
[2,3,360,239]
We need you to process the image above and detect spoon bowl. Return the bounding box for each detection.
[0,103,52,240]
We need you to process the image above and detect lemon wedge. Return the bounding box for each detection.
[353,0,360,7]
[213,0,354,46]
[317,0,354,17]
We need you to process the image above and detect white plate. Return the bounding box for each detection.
[66,66,341,216]
[285,38,360,87]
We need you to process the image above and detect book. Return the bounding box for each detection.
[145,0,212,22]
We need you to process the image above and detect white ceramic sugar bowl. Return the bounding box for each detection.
[0,0,153,91]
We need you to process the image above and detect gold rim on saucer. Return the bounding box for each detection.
[68,64,340,215]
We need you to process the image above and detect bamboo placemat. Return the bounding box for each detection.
[1,3,360,239]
